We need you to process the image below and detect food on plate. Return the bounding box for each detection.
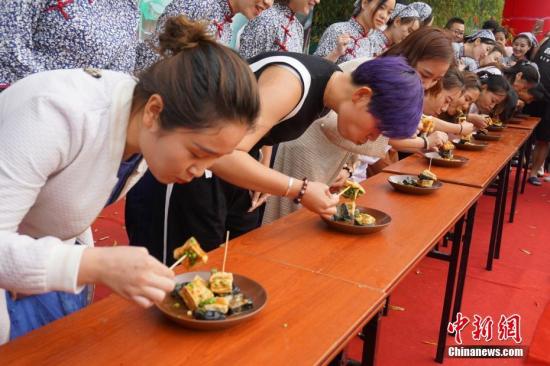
[173,237,208,268]
[334,203,376,226]
[172,270,254,321]
[459,133,473,145]
[485,116,503,127]
[209,271,234,295]
[178,275,214,311]
[439,141,455,159]
[340,179,365,199]
[417,169,438,187]
[402,170,438,188]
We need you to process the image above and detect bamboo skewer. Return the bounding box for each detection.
[169,254,187,270]
[338,185,352,197]
[350,189,359,223]
[222,230,230,273]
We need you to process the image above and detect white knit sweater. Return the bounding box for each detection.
[0,69,146,343]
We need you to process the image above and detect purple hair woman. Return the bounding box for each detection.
[262,55,425,222]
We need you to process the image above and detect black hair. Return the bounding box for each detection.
[504,60,540,85]
[477,71,510,95]
[445,17,465,29]
[135,16,260,131]
[494,26,508,36]
[482,19,500,33]
[354,0,390,22]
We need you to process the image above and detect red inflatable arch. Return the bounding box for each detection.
[502,0,550,39]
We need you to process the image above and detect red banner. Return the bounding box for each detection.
[502,0,550,39]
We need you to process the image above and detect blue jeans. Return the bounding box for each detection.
[6,287,89,341]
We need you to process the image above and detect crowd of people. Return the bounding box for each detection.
[0,0,548,349]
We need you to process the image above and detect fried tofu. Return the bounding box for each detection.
[173,237,208,269]
[203,297,230,314]
[341,180,365,199]
[209,272,233,295]
[179,276,214,311]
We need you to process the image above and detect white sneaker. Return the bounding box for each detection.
[544,176,550,182]
[538,167,545,177]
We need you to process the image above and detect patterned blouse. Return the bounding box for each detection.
[314,17,373,64]
[239,3,303,60]
[363,29,391,58]
[0,0,140,90]
[135,0,234,73]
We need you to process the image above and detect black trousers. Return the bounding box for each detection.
[125,171,261,264]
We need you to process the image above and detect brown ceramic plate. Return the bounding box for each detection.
[487,124,506,132]
[388,175,442,195]
[473,132,501,141]
[452,139,488,151]
[157,272,267,330]
[424,151,469,168]
[322,207,391,235]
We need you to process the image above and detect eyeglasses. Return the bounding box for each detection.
[453,30,465,36]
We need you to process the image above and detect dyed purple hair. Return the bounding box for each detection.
[352,56,423,139]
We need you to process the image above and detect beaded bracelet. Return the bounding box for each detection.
[293,178,309,204]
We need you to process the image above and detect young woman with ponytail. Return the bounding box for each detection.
[0,17,260,344]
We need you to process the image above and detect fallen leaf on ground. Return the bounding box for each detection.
[520,248,532,255]
[422,340,437,346]
[97,236,109,241]
[389,305,405,312]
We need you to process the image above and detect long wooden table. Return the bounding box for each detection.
[506,116,540,131]
[235,173,480,293]
[0,252,385,366]
[0,118,537,366]
[382,128,530,189]
[233,172,481,363]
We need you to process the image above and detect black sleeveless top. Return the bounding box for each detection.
[247,52,341,151]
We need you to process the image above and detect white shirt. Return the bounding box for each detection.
[0,69,147,343]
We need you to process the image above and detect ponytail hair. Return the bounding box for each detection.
[135,16,260,131]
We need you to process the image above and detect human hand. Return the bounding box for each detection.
[79,246,175,308]
[300,181,339,218]
[335,34,351,56]
[427,131,449,149]
[248,191,270,212]
[460,121,475,136]
[468,114,489,129]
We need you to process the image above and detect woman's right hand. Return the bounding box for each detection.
[427,131,449,149]
[300,181,339,218]
[467,114,489,129]
[79,246,175,308]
